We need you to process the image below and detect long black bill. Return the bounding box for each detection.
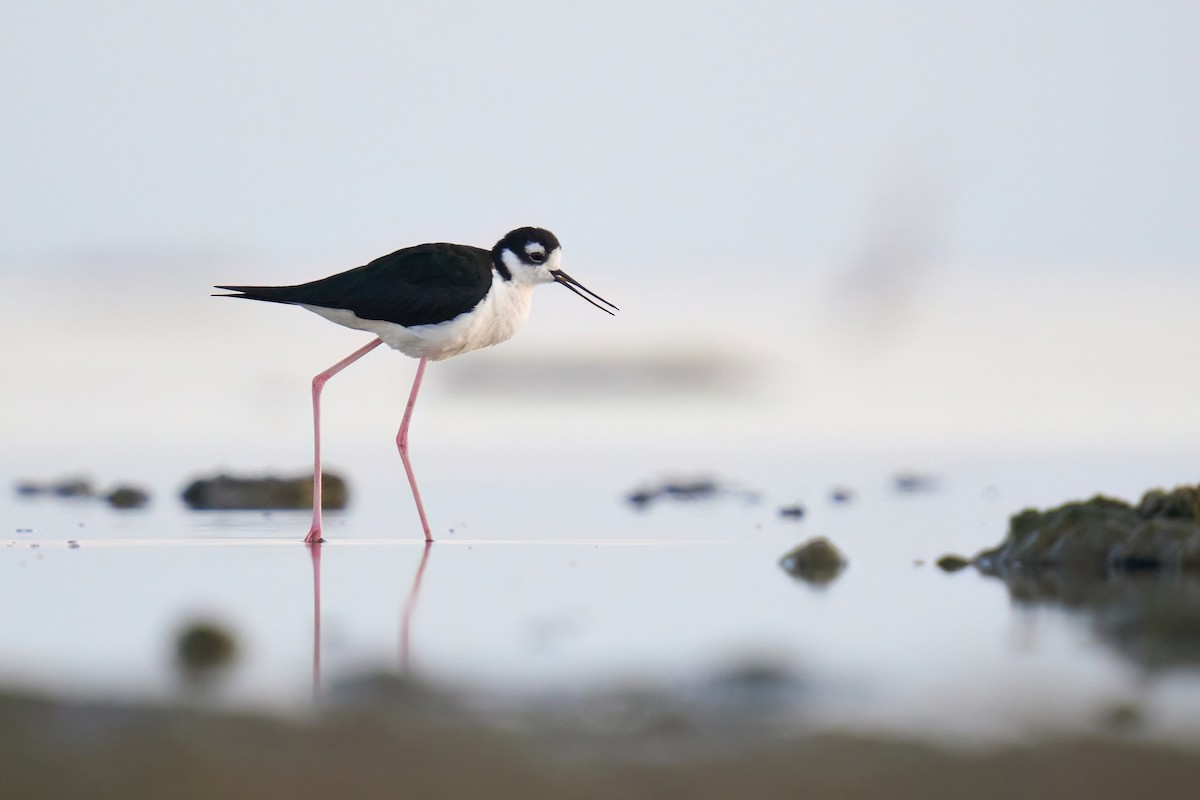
[551,270,619,315]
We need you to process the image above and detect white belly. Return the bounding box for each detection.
[301,278,533,361]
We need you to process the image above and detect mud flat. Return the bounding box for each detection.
[2,683,1199,800]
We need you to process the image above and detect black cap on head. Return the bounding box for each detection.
[492,227,560,278]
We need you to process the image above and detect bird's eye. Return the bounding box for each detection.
[528,251,547,264]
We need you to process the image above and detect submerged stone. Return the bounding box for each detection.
[181,472,348,511]
[779,538,847,586]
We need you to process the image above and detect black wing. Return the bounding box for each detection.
[216,243,494,327]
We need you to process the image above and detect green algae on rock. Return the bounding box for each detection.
[976,485,1200,574]
[971,484,1200,672]
[779,538,847,586]
[181,472,348,511]
[936,555,971,573]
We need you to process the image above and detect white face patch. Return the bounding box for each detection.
[524,242,546,258]
[500,246,558,286]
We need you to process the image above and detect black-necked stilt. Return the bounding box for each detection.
[217,227,617,544]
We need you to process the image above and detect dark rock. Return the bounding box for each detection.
[936,555,971,572]
[51,477,95,498]
[976,485,1200,574]
[17,477,149,509]
[14,477,95,498]
[181,472,348,511]
[627,489,657,508]
[625,477,757,510]
[972,483,1200,673]
[177,621,237,677]
[894,472,939,493]
[779,538,847,586]
[829,487,854,504]
[105,485,151,509]
[778,504,806,520]
[662,479,719,499]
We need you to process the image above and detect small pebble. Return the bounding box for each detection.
[778,504,806,520]
[936,554,971,572]
[894,473,939,493]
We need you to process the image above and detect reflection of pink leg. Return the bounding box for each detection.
[305,338,385,544]
[400,541,433,671]
[397,358,432,541]
[309,542,322,702]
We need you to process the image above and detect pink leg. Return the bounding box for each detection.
[306,338,384,544]
[397,357,433,542]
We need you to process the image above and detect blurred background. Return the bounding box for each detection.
[3,0,1198,457]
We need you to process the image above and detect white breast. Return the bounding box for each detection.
[301,273,534,361]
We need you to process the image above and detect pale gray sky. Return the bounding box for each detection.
[3,2,1200,455]
[3,1,1198,273]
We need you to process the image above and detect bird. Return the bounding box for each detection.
[216,227,617,544]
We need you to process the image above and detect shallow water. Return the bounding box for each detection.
[4,444,1200,744]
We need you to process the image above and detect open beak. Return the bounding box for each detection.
[551,270,619,315]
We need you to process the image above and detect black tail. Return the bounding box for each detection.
[213,285,305,305]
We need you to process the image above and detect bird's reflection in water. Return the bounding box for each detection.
[989,568,1200,673]
[309,542,322,702]
[400,542,433,671]
[307,541,435,703]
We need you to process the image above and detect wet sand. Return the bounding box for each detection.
[4,686,1199,800]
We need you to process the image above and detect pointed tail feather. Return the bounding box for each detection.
[213,285,305,305]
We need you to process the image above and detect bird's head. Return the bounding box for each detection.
[492,227,618,315]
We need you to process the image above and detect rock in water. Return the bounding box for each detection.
[181,472,349,511]
[976,485,1200,574]
[105,485,151,509]
[779,538,848,586]
[936,555,971,572]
